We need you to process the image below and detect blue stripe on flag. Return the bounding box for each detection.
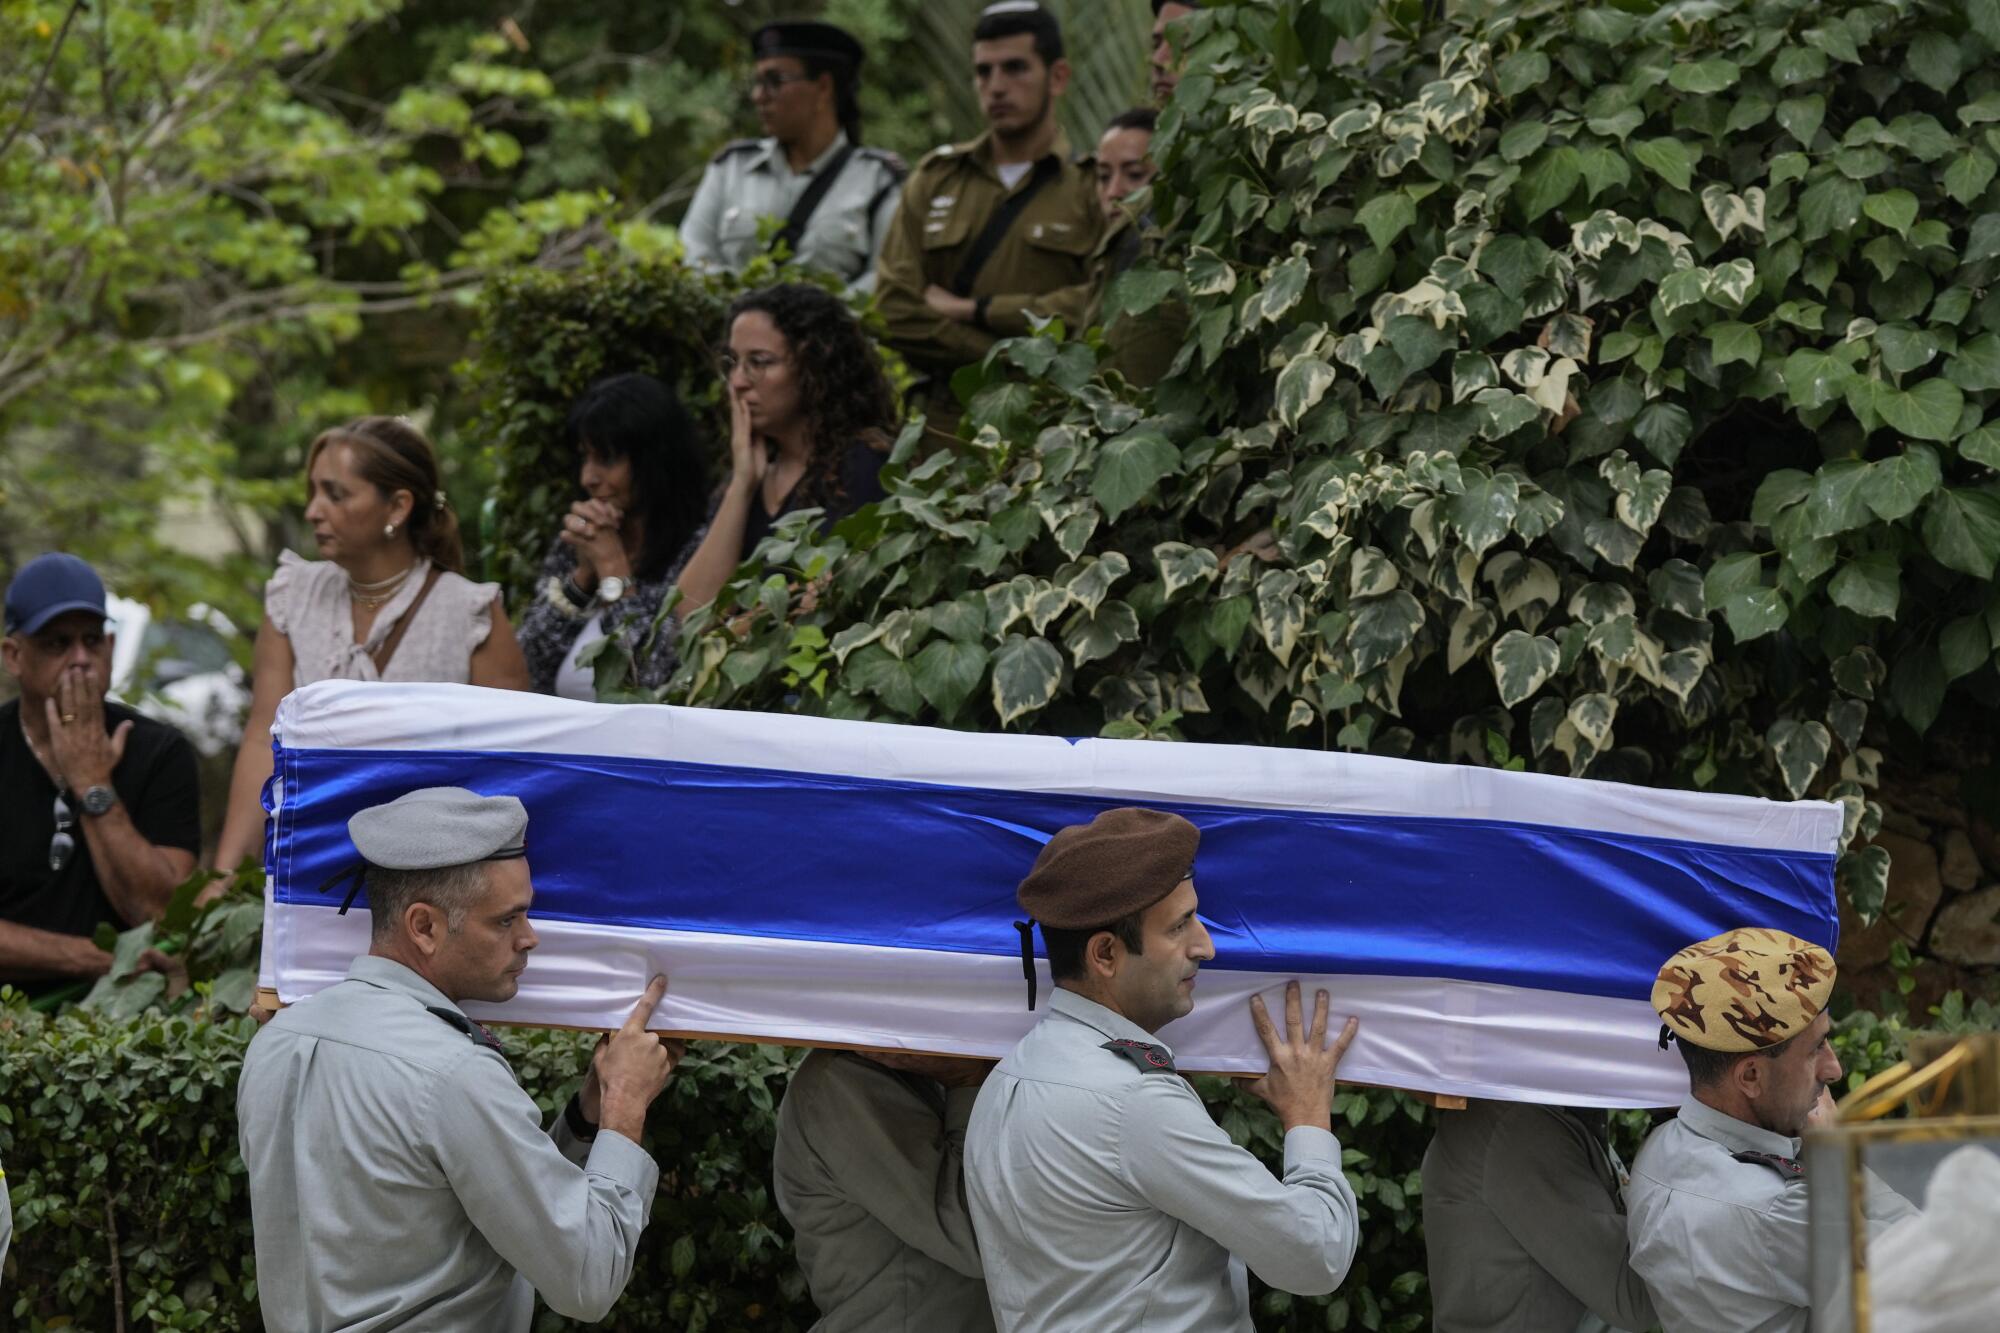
[271,744,1837,1003]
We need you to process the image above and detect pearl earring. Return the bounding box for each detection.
[384,523,397,539]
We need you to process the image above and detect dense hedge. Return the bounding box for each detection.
[0,988,1443,1332]
[7,975,1977,1332]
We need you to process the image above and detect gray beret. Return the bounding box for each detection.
[348,787,527,870]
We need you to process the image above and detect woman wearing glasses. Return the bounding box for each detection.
[673,283,896,613]
[516,373,711,699]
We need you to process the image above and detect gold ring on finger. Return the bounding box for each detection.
[61,713,77,723]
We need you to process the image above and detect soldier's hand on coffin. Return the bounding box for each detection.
[866,1051,995,1088]
[1238,981,1359,1134]
[592,975,684,1140]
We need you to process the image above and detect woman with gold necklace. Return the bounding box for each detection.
[212,416,531,872]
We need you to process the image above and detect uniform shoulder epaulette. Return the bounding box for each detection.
[1730,1148,1805,1180]
[710,138,763,164]
[858,145,909,176]
[919,141,969,169]
[427,1005,509,1058]
[1101,1038,1177,1073]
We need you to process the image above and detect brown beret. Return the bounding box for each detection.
[1017,807,1199,928]
[1652,927,1836,1053]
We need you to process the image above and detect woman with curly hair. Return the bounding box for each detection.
[674,283,895,611]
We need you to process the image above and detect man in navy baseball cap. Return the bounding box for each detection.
[3,552,107,636]
[2,552,200,998]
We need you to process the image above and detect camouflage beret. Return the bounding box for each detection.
[1652,927,1836,1053]
[1017,807,1198,928]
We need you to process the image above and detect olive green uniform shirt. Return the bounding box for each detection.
[680,132,905,295]
[773,1049,993,1332]
[1421,1100,1656,1333]
[874,129,1104,380]
[1086,213,1188,389]
[237,956,659,1332]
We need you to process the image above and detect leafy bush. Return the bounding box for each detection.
[0,989,1445,1331]
[656,0,2000,928]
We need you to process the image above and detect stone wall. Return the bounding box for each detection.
[1839,764,2000,1016]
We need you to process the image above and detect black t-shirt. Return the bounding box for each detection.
[737,437,889,559]
[0,697,201,992]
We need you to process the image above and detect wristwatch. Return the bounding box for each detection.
[597,575,628,604]
[80,784,118,817]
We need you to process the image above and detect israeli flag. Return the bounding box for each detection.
[260,681,1841,1108]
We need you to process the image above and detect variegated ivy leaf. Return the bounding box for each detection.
[1410,496,1447,557]
[1544,313,1594,360]
[1490,629,1562,706]
[1568,692,1617,750]
[1447,601,1499,673]
[1325,101,1383,146]
[1452,352,1500,403]
[1450,469,1521,559]
[1256,568,1306,667]
[1153,542,1220,599]
[1568,581,1636,624]
[1485,552,1562,627]
[1767,718,1833,799]
[1529,356,1578,414]
[1572,210,1639,260]
[1056,553,1131,615]
[1063,599,1140,668]
[1027,583,1073,635]
[1700,183,1768,240]
[1247,251,1312,327]
[1275,355,1336,428]
[1473,387,1542,439]
[1584,516,1645,568]
[1348,590,1425,676]
[1659,647,1708,702]
[1299,475,1351,539]
[1349,545,1400,598]
[1185,246,1237,297]
[1656,266,1711,315]
[1376,107,1429,176]
[880,607,926,659]
[1706,258,1756,309]
[829,621,885,666]
[991,634,1064,727]
[983,575,1037,636]
[1607,460,1673,533]
[1500,346,1553,387]
[1334,329,1380,371]
[1286,698,1316,732]
[1235,652,1290,711]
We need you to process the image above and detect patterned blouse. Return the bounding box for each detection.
[517,540,685,695]
[265,551,498,686]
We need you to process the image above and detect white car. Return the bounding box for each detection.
[106,595,251,756]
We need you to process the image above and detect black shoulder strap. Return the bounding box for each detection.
[949,155,1060,297]
[1101,1038,1178,1073]
[1731,1148,1805,1180]
[773,144,857,256]
[426,1005,510,1059]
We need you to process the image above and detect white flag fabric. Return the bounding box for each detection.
[259,681,1841,1108]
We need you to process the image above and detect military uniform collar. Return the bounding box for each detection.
[348,954,465,1019]
[1049,987,1173,1058]
[964,127,1075,178]
[1675,1094,1799,1159]
[752,129,853,176]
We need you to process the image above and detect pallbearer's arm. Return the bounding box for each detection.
[433,1050,658,1321]
[1119,1078,1359,1295]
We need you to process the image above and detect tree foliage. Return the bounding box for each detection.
[651,0,2000,923]
[0,0,663,619]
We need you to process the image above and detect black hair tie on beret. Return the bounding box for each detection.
[1015,919,1038,1011]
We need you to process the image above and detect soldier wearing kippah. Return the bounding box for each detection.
[1625,927,1917,1332]
[964,807,1364,1331]
[238,787,685,1331]
[679,21,906,294]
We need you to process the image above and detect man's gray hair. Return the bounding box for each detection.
[367,861,491,940]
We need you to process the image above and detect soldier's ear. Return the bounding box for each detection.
[1086,927,1121,979]
[1049,58,1072,97]
[1731,1050,1767,1101]
[405,901,447,956]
